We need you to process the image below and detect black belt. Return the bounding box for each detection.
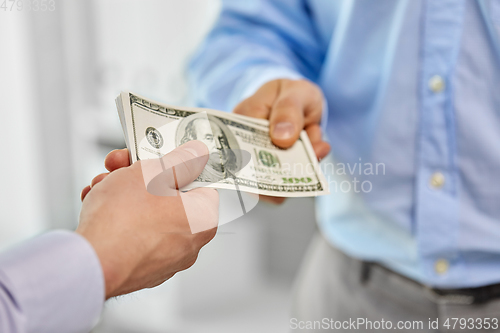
[360,261,500,305]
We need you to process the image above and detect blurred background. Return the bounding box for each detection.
[0,1,317,332]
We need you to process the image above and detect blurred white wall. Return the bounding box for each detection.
[0,12,47,249]
[0,2,317,332]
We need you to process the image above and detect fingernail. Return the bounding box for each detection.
[180,140,207,158]
[272,122,295,140]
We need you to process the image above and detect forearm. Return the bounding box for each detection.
[189,0,325,111]
[0,231,104,333]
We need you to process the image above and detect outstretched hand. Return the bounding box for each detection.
[234,79,330,204]
[77,141,219,299]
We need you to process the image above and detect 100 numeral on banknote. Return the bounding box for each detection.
[116,92,329,197]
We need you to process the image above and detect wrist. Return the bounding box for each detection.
[75,229,136,299]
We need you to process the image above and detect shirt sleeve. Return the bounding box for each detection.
[0,230,105,333]
[188,0,327,112]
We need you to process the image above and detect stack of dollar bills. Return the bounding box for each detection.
[116,92,329,197]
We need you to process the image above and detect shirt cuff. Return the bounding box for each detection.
[0,230,105,333]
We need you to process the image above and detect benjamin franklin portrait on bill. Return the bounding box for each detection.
[175,113,241,183]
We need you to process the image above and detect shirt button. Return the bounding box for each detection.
[430,172,445,189]
[429,75,445,93]
[435,259,450,275]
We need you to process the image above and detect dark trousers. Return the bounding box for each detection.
[291,234,500,332]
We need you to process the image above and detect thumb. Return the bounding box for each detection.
[139,140,210,196]
[269,80,323,148]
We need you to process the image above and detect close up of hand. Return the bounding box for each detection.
[234,79,331,204]
[80,148,130,201]
[77,141,219,299]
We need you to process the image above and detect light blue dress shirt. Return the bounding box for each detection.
[190,0,500,288]
[0,231,104,332]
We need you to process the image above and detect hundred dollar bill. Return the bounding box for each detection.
[116,92,329,197]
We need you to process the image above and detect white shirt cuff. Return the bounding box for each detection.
[0,230,104,333]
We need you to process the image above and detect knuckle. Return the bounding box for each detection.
[294,80,323,99]
[180,238,198,258]
[233,99,249,114]
[259,79,281,92]
[275,95,299,110]
[279,78,294,86]
[183,253,199,270]
[251,106,269,118]
[195,227,217,246]
[90,173,107,187]
[235,98,269,118]
[204,227,218,241]
[296,78,316,89]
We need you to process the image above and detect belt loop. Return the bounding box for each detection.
[360,261,372,284]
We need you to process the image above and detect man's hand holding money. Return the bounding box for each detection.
[78,141,218,299]
[233,79,331,204]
